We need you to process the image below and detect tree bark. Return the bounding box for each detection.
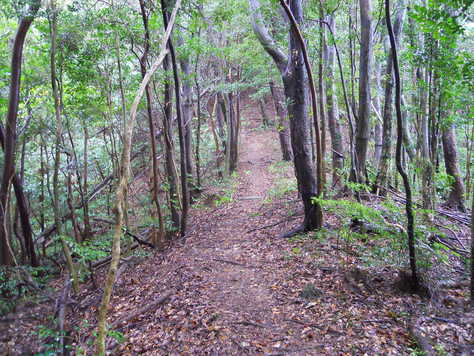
[82,125,91,240]
[179,53,196,188]
[138,0,165,246]
[0,126,37,267]
[161,0,189,237]
[259,98,270,126]
[250,0,322,233]
[373,51,383,167]
[386,0,419,290]
[373,5,405,195]
[0,2,40,266]
[279,0,323,231]
[269,81,293,161]
[324,15,344,189]
[354,0,374,182]
[442,124,466,211]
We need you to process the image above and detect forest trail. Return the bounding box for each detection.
[74,104,422,356]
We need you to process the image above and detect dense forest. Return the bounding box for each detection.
[0,0,473,355]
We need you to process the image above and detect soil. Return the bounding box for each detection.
[1,102,472,355]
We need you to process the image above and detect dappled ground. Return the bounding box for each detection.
[1,102,473,355]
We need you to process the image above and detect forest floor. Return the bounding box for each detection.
[1,103,473,355]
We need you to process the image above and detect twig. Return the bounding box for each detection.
[212,258,255,268]
[233,320,267,328]
[110,291,173,329]
[247,212,303,233]
[92,217,154,248]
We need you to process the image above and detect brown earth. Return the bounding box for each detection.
[1,102,472,356]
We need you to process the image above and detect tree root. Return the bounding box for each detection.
[279,225,305,239]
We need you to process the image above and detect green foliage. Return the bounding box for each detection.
[34,323,69,356]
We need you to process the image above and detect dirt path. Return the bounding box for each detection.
[67,105,421,355]
[1,104,470,355]
[3,106,472,356]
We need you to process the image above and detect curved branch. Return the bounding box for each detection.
[248,0,288,73]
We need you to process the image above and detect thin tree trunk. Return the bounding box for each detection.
[373,5,405,195]
[194,54,203,189]
[82,125,91,240]
[465,124,474,200]
[470,184,473,309]
[269,81,293,161]
[318,1,327,190]
[161,0,189,237]
[373,52,383,167]
[386,0,418,290]
[49,2,79,294]
[95,2,180,352]
[259,98,270,126]
[114,34,130,229]
[179,54,195,189]
[138,0,164,246]
[324,15,344,189]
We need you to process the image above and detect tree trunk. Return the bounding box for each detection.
[250,0,322,233]
[324,15,344,189]
[138,0,165,246]
[0,2,40,266]
[464,124,474,200]
[269,81,293,161]
[95,2,180,352]
[386,0,418,290]
[470,183,473,309]
[373,52,383,167]
[280,0,323,232]
[194,57,203,189]
[82,125,91,240]
[318,2,327,190]
[179,55,196,189]
[373,5,405,195]
[259,98,270,126]
[442,124,466,211]
[0,126,37,266]
[161,0,189,237]
[354,0,374,182]
[49,2,80,294]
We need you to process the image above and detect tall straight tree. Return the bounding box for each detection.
[161,0,190,237]
[386,0,418,290]
[373,3,406,195]
[269,80,293,161]
[49,0,79,294]
[324,13,344,189]
[137,0,165,246]
[249,0,323,234]
[0,1,41,266]
[354,0,373,182]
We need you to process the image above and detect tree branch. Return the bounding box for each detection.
[248,0,288,73]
